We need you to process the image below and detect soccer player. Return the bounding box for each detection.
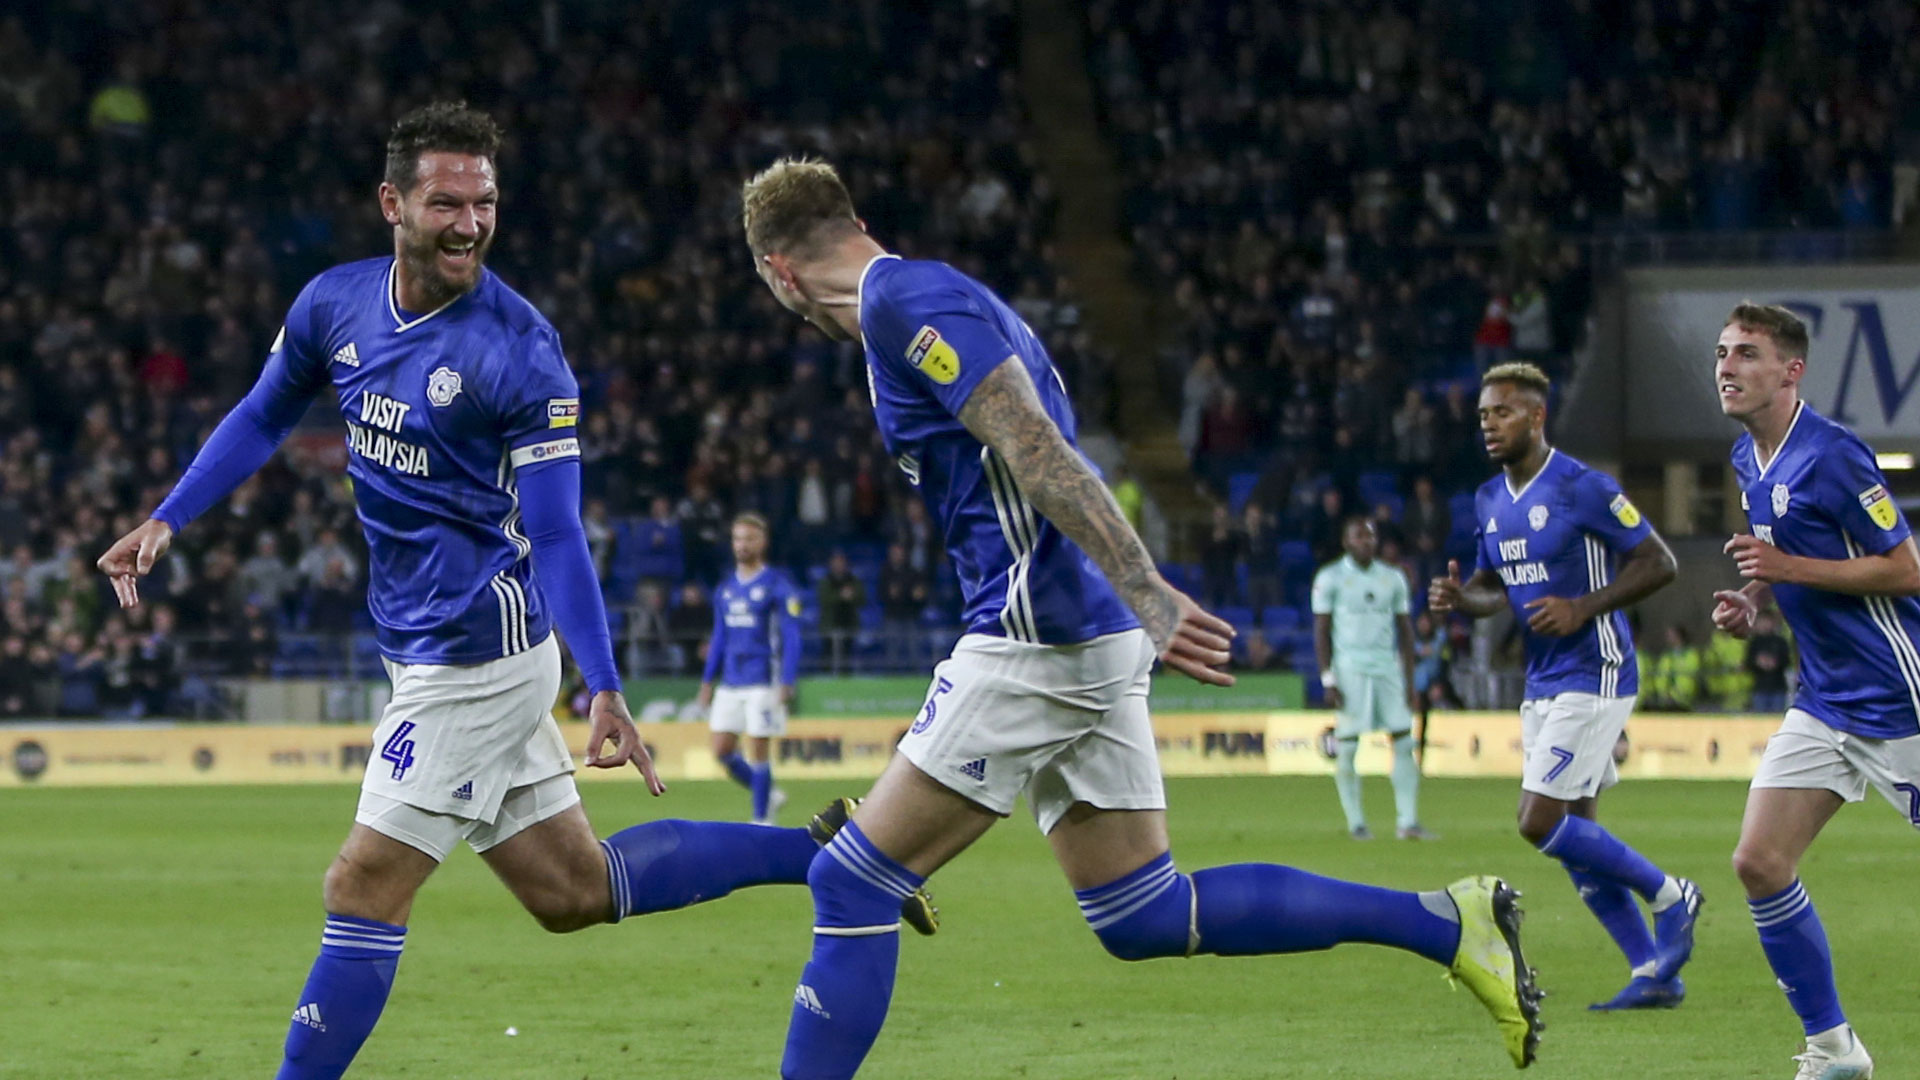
[1428,362,1702,1011]
[699,513,801,824]
[741,158,1542,1079]
[1711,302,1919,1079]
[94,105,929,1080]
[1312,516,1430,840]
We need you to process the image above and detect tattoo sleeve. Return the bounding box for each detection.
[956,357,1176,646]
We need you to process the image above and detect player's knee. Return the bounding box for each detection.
[1085,869,1193,962]
[1730,842,1794,896]
[1515,803,1560,846]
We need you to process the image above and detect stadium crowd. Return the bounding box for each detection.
[0,0,1912,716]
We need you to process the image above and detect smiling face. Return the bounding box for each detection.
[1715,321,1803,422]
[1478,380,1545,466]
[380,152,497,307]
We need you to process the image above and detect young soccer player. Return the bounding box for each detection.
[1712,302,1920,1079]
[699,513,801,823]
[97,105,929,1080]
[1311,516,1431,839]
[1429,362,1702,1011]
[742,157,1543,1079]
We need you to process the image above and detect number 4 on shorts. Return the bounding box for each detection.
[381,721,418,781]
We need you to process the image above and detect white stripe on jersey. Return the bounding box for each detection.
[1585,537,1622,697]
[1843,532,1920,719]
[489,572,529,656]
[981,448,1038,642]
[495,451,533,560]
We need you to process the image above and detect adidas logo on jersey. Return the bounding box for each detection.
[1485,516,1499,533]
[793,984,831,1019]
[452,781,473,801]
[959,758,987,782]
[292,1003,326,1032]
[331,342,360,367]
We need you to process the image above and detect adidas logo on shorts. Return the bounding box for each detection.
[960,758,987,782]
[452,781,473,801]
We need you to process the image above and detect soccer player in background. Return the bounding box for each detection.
[1710,303,1919,1079]
[95,105,930,1080]
[699,513,801,823]
[742,158,1543,1079]
[1311,516,1431,839]
[1429,362,1703,1011]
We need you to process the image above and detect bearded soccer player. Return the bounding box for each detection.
[1429,362,1702,1011]
[96,104,930,1080]
[1713,303,1920,1080]
[742,157,1543,1079]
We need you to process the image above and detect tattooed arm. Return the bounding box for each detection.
[956,356,1234,685]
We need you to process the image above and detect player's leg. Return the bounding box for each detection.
[275,818,442,1080]
[746,687,787,824]
[782,754,997,1080]
[1330,667,1368,836]
[1518,695,1697,976]
[1038,674,1538,1068]
[710,690,755,790]
[1733,710,1869,1073]
[1378,671,1426,838]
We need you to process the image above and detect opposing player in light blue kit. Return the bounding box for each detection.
[699,513,802,823]
[1710,303,1920,1080]
[95,105,929,1080]
[1429,362,1702,1011]
[741,158,1543,1079]
[1311,517,1430,839]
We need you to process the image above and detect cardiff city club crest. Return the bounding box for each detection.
[1771,483,1790,517]
[426,366,463,408]
[1528,504,1549,531]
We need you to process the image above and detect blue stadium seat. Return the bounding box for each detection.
[1227,471,1260,514]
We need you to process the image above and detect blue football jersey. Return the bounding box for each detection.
[259,257,583,664]
[1474,450,1653,699]
[705,567,801,688]
[1733,403,1920,738]
[858,255,1138,645]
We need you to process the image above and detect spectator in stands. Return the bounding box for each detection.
[879,542,927,671]
[235,602,278,677]
[1199,504,1243,611]
[1744,611,1793,714]
[1241,503,1282,615]
[1412,610,1456,710]
[1305,487,1348,565]
[667,583,713,677]
[1390,388,1438,479]
[1109,462,1144,534]
[816,551,866,676]
[133,605,180,716]
[676,480,729,588]
[0,635,36,717]
[629,495,686,592]
[1703,627,1754,712]
[1647,626,1704,712]
[55,630,105,717]
[626,583,677,676]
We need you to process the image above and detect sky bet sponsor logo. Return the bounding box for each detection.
[547,398,580,428]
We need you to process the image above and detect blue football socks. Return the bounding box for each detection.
[1568,868,1657,972]
[719,751,754,787]
[274,915,405,1080]
[751,762,775,821]
[1751,880,1846,1036]
[1190,861,1461,965]
[601,819,817,922]
[781,823,922,1080]
[1538,813,1668,900]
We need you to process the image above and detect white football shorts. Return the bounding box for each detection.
[1752,709,1920,829]
[355,633,579,861]
[896,629,1165,835]
[1332,666,1414,739]
[1519,692,1636,801]
[709,684,787,737]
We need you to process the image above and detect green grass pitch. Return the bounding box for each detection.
[3,775,1913,1078]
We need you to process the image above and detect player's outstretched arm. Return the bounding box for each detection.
[1726,533,1920,597]
[518,458,664,795]
[956,357,1234,686]
[1525,533,1676,637]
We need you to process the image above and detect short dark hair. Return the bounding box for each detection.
[1482,361,1551,399]
[1725,302,1809,361]
[384,102,503,191]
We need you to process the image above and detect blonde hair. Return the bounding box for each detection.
[741,157,860,258]
[1482,361,1552,398]
[731,513,770,536]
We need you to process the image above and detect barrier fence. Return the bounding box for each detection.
[1,712,1783,789]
